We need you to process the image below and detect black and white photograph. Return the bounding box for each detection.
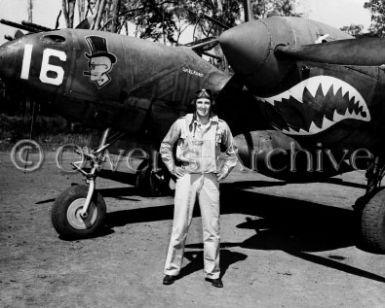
[0,0,384,307]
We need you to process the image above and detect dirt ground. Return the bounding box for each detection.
[1,151,385,308]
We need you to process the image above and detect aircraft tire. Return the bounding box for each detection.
[51,185,106,239]
[135,166,172,196]
[360,188,385,253]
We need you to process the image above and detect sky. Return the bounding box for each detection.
[0,0,373,44]
[0,0,63,43]
[297,0,371,29]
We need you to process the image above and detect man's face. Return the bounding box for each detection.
[196,98,211,118]
[89,56,112,81]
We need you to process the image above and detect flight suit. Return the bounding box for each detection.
[160,113,237,279]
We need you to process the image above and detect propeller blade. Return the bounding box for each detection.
[201,13,230,30]
[187,9,230,30]
[276,37,385,66]
[183,37,218,52]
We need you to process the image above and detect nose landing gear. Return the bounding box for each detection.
[51,128,172,239]
[51,129,121,239]
[51,184,106,239]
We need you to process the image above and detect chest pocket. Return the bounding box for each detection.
[176,121,198,162]
[215,131,222,145]
[216,128,228,152]
[176,124,188,152]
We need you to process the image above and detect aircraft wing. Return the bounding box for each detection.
[276,37,385,66]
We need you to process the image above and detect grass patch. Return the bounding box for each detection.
[0,114,99,150]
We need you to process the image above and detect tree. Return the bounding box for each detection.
[56,0,300,44]
[251,0,300,19]
[110,0,121,33]
[28,0,33,22]
[62,0,77,28]
[115,1,239,44]
[124,0,180,44]
[77,0,87,21]
[364,0,385,37]
[340,24,364,37]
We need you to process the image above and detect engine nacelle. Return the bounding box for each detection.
[235,130,354,181]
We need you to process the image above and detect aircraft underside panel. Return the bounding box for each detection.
[235,130,355,182]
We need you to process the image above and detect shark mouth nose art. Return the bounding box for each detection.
[256,76,371,136]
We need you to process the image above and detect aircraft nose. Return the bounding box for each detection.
[0,45,3,77]
[219,21,271,76]
[0,41,15,80]
[0,37,27,81]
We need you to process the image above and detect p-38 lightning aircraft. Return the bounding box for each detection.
[2,15,385,252]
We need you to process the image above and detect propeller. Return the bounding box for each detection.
[276,37,385,66]
[182,10,232,62]
[183,36,218,52]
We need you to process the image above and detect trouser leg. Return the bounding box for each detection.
[164,174,197,276]
[199,173,220,279]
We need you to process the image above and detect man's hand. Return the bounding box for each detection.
[172,166,186,179]
[217,167,229,181]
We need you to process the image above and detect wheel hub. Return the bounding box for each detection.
[67,198,98,229]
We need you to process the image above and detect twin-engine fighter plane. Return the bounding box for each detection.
[1,16,385,252]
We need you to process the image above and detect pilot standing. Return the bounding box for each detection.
[160,88,237,288]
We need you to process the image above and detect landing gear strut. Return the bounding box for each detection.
[51,129,120,239]
[51,129,171,239]
[355,156,385,252]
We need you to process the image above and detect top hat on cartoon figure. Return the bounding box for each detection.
[85,36,117,63]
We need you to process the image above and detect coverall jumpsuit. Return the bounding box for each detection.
[160,113,237,279]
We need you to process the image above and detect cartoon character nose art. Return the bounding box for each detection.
[84,36,117,88]
[257,76,371,135]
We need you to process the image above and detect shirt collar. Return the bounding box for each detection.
[193,114,218,126]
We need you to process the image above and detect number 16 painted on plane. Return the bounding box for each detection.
[20,44,67,86]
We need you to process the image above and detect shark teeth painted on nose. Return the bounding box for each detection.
[257,76,371,136]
